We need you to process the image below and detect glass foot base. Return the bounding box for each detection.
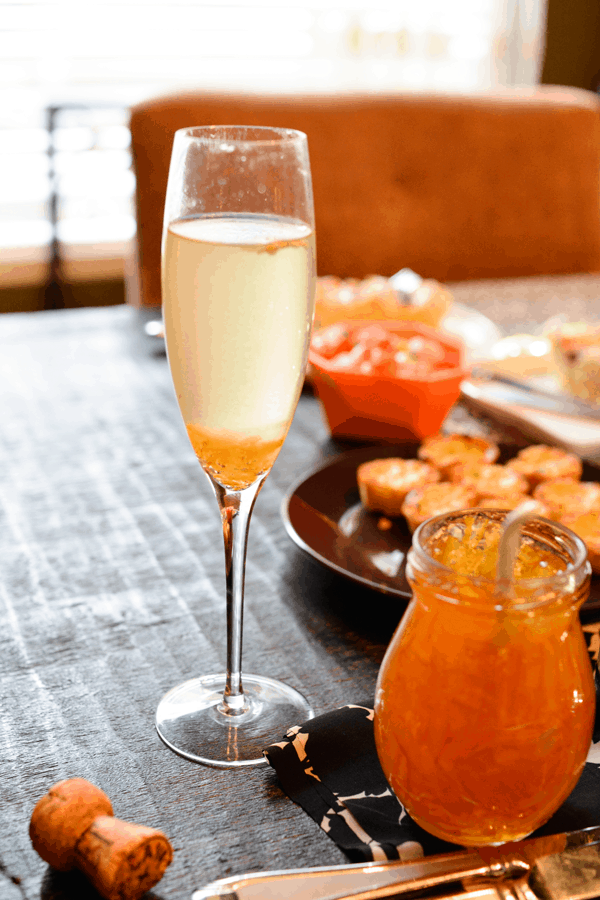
[155,673,314,768]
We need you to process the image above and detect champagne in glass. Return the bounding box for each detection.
[156,126,316,767]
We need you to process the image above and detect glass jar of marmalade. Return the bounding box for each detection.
[374,509,594,846]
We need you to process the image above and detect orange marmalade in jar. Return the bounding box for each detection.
[374,509,594,847]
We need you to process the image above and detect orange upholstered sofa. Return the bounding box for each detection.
[128,86,600,308]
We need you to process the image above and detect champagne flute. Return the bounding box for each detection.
[155,126,316,768]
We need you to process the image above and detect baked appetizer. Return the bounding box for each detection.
[559,511,600,574]
[477,496,550,517]
[450,462,529,502]
[532,478,600,521]
[357,458,440,518]
[401,482,477,533]
[506,445,582,489]
[417,433,499,479]
[313,275,452,330]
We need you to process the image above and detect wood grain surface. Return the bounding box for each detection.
[0,304,402,900]
[2,285,600,900]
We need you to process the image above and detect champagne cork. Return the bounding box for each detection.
[30,778,173,900]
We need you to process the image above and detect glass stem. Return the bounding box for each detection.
[212,475,266,716]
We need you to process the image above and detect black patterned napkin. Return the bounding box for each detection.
[265,624,600,863]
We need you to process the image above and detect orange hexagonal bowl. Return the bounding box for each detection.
[308,321,468,442]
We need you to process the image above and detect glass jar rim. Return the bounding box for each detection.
[175,124,308,147]
[409,507,590,610]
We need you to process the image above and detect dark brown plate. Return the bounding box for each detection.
[281,444,600,613]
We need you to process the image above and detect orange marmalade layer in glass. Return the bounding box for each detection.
[186,422,285,491]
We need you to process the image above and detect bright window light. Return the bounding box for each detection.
[0,0,545,259]
[57,215,136,244]
[0,220,53,248]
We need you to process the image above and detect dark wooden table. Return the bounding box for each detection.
[2,274,600,900]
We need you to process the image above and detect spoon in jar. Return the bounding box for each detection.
[496,500,541,587]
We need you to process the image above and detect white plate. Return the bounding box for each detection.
[440,302,503,363]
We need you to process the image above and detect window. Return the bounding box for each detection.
[0,0,546,289]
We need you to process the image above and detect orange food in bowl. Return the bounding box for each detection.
[311,322,446,375]
[401,482,477,533]
[417,433,499,479]
[357,458,441,517]
[309,322,467,442]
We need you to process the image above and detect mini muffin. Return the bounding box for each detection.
[477,496,550,517]
[532,478,600,521]
[559,512,600,574]
[357,458,440,518]
[505,445,582,490]
[450,462,529,502]
[417,433,499,479]
[401,482,477,533]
